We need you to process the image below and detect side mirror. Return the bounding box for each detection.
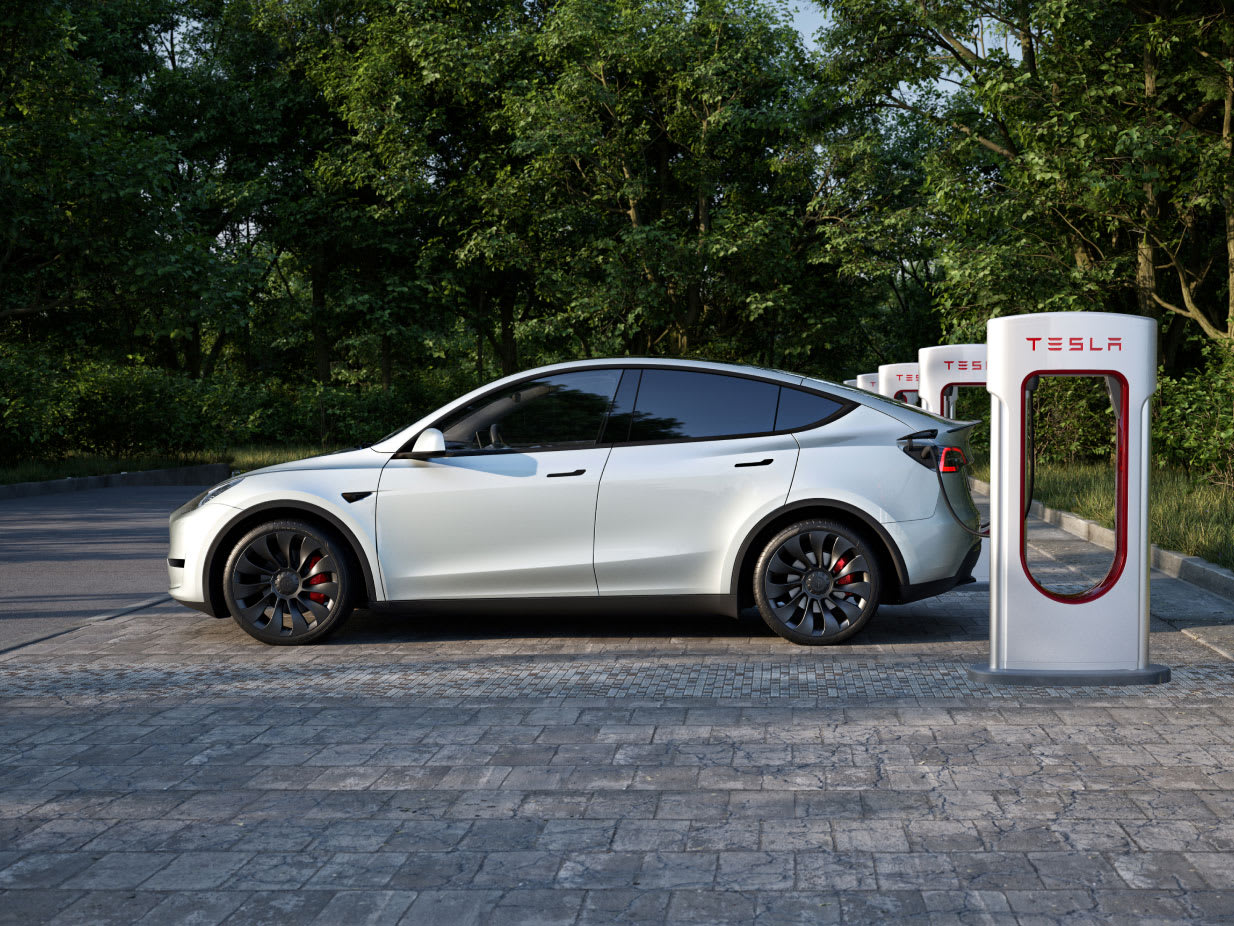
[406,428,446,460]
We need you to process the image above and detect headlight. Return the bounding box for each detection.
[198,476,245,508]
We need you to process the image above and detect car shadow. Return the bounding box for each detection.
[324,605,775,645]
[318,599,994,647]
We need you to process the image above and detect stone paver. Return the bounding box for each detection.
[0,494,1232,923]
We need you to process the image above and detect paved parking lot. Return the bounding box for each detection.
[1,487,1233,924]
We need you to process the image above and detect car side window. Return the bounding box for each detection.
[439,370,621,451]
[774,387,844,431]
[627,370,780,442]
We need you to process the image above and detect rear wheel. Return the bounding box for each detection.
[753,519,881,645]
[223,519,355,645]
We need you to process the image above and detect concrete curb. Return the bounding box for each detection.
[0,463,230,501]
[971,477,1234,603]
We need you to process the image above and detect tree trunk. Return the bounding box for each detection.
[310,261,329,383]
[671,193,711,354]
[470,288,486,385]
[1072,236,1094,272]
[498,297,518,376]
[1136,39,1159,324]
[380,333,391,392]
[1160,314,1190,373]
[202,329,228,379]
[185,322,202,379]
[1224,71,1234,344]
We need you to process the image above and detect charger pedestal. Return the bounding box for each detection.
[968,312,1169,686]
[919,344,987,417]
[856,372,878,391]
[876,362,920,404]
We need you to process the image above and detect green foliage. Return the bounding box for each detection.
[2,0,1233,495]
[1155,347,1234,483]
[1028,377,1118,466]
[0,344,438,462]
[817,0,1234,358]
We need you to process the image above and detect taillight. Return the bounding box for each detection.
[938,447,967,473]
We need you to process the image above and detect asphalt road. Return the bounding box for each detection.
[0,485,208,652]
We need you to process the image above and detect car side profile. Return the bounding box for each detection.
[167,358,981,645]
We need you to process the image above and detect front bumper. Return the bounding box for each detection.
[168,496,239,616]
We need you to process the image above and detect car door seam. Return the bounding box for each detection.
[591,446,616,594]
[373,456,394,601]
[784,433,803,507]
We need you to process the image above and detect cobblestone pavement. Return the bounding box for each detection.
[1,505,1232,924]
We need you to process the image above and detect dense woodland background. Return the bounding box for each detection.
[2,0,1233,482]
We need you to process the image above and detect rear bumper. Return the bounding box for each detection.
[892,540,982,604]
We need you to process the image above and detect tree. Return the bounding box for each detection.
[0,1,179,343]
[808,109,945,364]
[816,0,1234,362]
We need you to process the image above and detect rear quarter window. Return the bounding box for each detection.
[774,387,845,431]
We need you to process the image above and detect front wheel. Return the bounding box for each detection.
[753,519,881,645]
[223,519,356,645]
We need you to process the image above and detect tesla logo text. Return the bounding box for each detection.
[942,360,985,371]
[894,373,918,382]
[1025,337,1122,352]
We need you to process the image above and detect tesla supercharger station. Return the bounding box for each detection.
[856,372,878,391]
[919,344,987,417]
[877,362,920,405]
[968,311,1169,685]
[844,378,858,387]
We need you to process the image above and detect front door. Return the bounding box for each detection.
[376,369,621,601]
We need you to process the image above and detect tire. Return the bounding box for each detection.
[753,518,881,645]
[222,519,356,645]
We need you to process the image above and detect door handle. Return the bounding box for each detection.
[734,459,774,468]
[547,469,586,478]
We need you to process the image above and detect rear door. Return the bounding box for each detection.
[593,368,800,596]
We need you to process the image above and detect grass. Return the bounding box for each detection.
[228,445,347,473]
[0,444,344,485]
[971,461,1234,572]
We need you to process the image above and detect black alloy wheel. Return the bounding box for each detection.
[223,519,355,645]
[754,519,881,645]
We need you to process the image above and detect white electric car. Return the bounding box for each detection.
[168,358,981,645]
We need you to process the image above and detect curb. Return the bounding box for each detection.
[0,463,230,501]
[970,478,1234,603]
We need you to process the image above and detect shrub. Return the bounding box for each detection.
[0,345,77,459]
[0,344,444,462]
[1028,375,1118,465]
[1154,347,1234,486]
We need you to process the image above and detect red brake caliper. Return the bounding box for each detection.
[304,554,329,603]
[833,554,855,587]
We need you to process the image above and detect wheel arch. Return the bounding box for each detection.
[201,501,378,618]
[729,499,910,610]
